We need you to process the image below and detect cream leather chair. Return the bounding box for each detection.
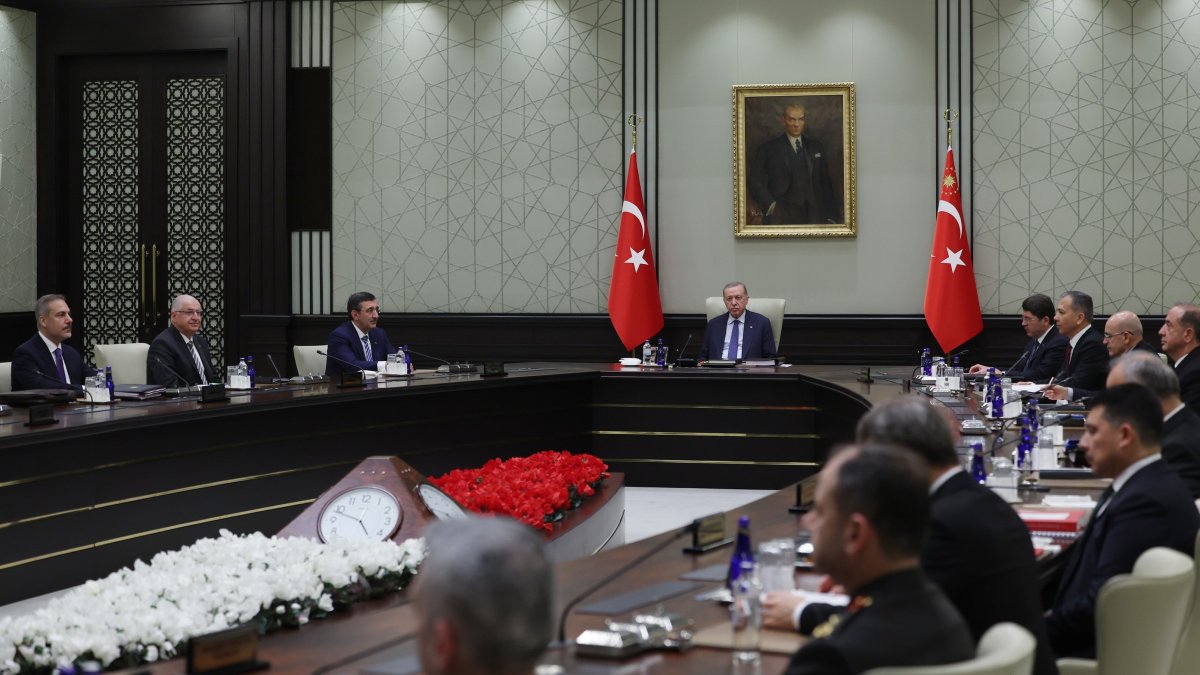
[293,345,326,376]
[704,296,786,352]
[93,343,150,385]
[1057,546,1195,675]
[1169,532,1200,675]
[0,362,11,393]
[863,622,1036,675]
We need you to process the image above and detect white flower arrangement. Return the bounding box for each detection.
[0,530,425,674]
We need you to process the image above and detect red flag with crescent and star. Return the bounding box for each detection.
[924,146,982,353]
[608,149,664,350]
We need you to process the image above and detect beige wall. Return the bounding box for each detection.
[0,6,36,314]
[657,0,938,314]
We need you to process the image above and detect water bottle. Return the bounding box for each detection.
[921,347,932,376]
[729,559,763,663]
[642,340,654,366]
[656,338,666,367]
[1016,422,1031,470]
[990,369,1004,418]
[1036,411,1059,469]
[951,354,962,378]
[401,344,413,374]
[727,515,755,589]
[970,442,987,484]
[236,357,248,388]
[104,366,114,399]
[246,355,256,389]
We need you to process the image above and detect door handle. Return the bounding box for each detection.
[140,244,147,320]
[152,244,160,324]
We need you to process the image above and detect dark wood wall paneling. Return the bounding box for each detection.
[287,68,332,231]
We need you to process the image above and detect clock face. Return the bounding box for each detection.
[417,483,469,520]
[318,486,402,542]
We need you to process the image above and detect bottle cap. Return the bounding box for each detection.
[737,515,750,527]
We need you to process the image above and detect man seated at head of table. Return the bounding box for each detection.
[1159,302,1200,413]
[147,294,220,387]
[968,293,1066,382]
[781,444,974,675]
[764,396,1057,675]
[415,517,552,675]
[1105,351,1200,499]
[1044,309,1159,402]
[325,291,396,377]
[10,294,96,391]
[697,281,776,362]
[1044,383,1200,659]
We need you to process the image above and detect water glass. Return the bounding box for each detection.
[756,538,796,592]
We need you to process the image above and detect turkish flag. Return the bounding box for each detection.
[608,149,664,350]
[924,146,983,353]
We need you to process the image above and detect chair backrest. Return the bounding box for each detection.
[1169,532,1200,675]
[0,362,11,393]
[704,296,786,351]
[863,622,1036,675]
[293,345,326,376]
[1094,546,1194,675]
[93,343,151,385]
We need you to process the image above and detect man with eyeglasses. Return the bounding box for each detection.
[1045,310,1159,401]
[147,294,219,387]
[325,291,397,376]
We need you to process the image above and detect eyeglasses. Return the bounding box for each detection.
[176,309,202,317]
[1102,330,1130,340]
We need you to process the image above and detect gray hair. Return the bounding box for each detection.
[170,294,199,312]
[419,517,553,675]
[855,395,958,468]
[34,294,66,321]
[1112,351,1180,398]
[723,281,749,295]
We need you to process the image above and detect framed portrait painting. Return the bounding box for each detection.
[733,83,856,237]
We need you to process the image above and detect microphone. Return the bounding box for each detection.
[29,367,83,393]
[556,518,699,644]
[405,347,476,374]
[674,334,695,367]
[316,350,366,373]
[1005,350,1031,374]
[265,353,288,383]
[152,356,200,395]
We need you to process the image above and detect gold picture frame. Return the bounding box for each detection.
[733,83,856,237]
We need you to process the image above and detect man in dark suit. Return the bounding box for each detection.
[1045,383,1200,658]
[697,282,776,361]
[1160,302,1200,412]
[1108,351,1200,499]
[147,294,219,387]
[765,396,1058,675]
[782,444,974,674]
[969,293,1066,382]
[11,294,96,391]
[748,103,840,225]
[325,291,397,376]
[1044,290,1108,395]
[1046,309,1158,402]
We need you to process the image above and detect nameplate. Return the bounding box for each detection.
[481,361,507,377]
[338,371,364,388]
[200,383,229,403]
[26,403,57,427]
[187,624,268,675]
[683,512,730,554]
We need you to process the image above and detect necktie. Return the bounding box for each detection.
[362,335,373,362]
[1064,343,1073,366]
[187,341,208,385]
[794,138,802,154]
[53,347,68,383]
[728,319,741,360]
[1094,485,1115,518]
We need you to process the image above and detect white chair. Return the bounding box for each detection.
[863,622,1036,675]
[704,296,786,351]
[1058,546,1195,675]
[293,345,326,376]
[0,362,11,393]
[93,343,151,385]
[1169,532,1200,675]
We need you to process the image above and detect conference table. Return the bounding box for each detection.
[0,362,896,606]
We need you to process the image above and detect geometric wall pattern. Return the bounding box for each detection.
[973,0,1200,315]
[0,7,36,314]
[330,0,624,312]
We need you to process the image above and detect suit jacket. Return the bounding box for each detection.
[10,333,95,391]
[1047,459,1200,658]
[784,569,974,675]
[147,325,220,387]
[1069,341,1163,402]
[1008,325,1068,383]
[1175,350,1200,413]
[697,310,776,361]
[1054,325,1108,393]
[325,321,396,376]
[1163,407,1200,499]
[748,132,840,224]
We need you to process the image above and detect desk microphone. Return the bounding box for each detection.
[29,368,83,393]
[316,350,365,373]
[555,519,699,644]
[674,334,695,367]
[405,347,476,374]
[1005,350,1030,374]
[152,356,201,395]
[265,353,288,383]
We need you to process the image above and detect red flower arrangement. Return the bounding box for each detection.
[429,451,609,532]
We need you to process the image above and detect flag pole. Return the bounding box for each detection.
[943,108,958,148]
[626,113,642,152]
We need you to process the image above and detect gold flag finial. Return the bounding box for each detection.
[626,113,643,151]
[942,109,959,147]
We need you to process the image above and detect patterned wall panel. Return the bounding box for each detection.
[80,80,141,362]
[165,76,226,367]
[331,0,624,313]
[973,0,1200,314]
[0,7,36,314]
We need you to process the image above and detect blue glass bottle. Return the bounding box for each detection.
[921,348,932,376]
[246,355,256,389]
[401,344,413,374]
[989,369,1004,418]
[656,338,666,366]
[970,442,987,483]
[727,515,755,589]
[104,366,114,399]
